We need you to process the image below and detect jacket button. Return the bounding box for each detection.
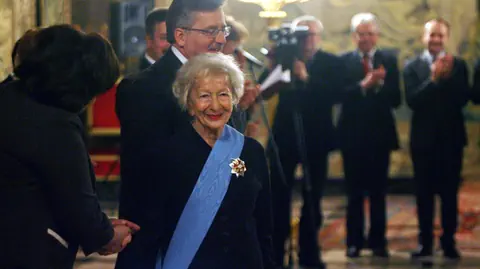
[220,215,228,221]
[222,232,230,237]
[223,246,229,253]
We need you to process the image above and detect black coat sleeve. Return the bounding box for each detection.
[472,59,480,104]
[403,61,439,110]
[250,140,276,269]
[376,55,402,108]
[32,118,113,255]
[307,53,346,104]
[404,58,469,110]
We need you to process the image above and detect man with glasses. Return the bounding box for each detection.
[140,8,170,70]
[115,0,233,268]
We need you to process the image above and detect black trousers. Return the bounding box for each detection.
[342,148,390,249]
[269,144,327,266]
[411,146,463,249]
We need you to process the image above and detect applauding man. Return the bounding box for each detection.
[403,18,469,261]
[339,12,401,259]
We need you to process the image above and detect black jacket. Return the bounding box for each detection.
[0,82,113,269]
[269,49,345,155]
[115,124,275,269]
[337,49,401,151]
[403,54,469,149]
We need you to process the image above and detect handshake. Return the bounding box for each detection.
[98,218,141,256]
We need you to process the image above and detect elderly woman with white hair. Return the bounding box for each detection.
[128,53,276,269]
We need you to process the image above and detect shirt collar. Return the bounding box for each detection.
[422,49,445,64]
[172,46,188,64]
[358,48,376,59]
[144,53,156,65]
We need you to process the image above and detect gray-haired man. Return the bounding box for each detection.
[338,12,401,258]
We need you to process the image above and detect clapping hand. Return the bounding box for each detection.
[431,54,454,82]
[98,219,140,256]
[361,65,386,89]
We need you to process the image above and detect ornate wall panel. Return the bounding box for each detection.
[40,0,71,26]
[226,0,480,180]
[0,0,36,81]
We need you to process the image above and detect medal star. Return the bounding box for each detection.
[229,158,246,177]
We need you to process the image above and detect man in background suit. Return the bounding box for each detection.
[339,13,401,258]
[139,8,169,70]
[115,0,229,267]
[471,59,480,104]
[403,18,469,261]
[268,15,344,269]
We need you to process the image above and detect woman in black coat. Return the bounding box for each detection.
[0,25,139,269]
[116,53,276,269]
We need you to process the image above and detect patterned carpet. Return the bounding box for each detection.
[309,181,480,252]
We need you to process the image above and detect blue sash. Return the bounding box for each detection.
[156,125,244,269]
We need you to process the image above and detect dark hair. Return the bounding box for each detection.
[166,0,226,44]
[145,8,168,37]
[11,29,39,67]
[14,25,120,113]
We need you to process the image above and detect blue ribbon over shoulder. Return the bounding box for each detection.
[156,125,244,269]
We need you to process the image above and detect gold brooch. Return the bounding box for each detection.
[229,158,246,177]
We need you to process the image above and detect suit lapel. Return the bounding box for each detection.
[413,57,431,81]
[349,52,364,80]
[373,50,382,69]
[151,48,183,74]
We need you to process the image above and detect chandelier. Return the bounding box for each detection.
[237,0,309,18]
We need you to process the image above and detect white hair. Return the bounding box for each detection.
[291,15,324,33]
[172,53,245,110]
[350,12,379,32]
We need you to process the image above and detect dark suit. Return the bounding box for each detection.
[115,48,189,266]
[139,54,153,71]
[0,82,113,269]
[403,54,469,250]
[471,59,480,104]
[267,50,344,265]
[339,49,401,249]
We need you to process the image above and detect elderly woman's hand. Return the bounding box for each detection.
[238,81,260,110]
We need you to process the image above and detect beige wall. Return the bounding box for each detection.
[0,0,71,81]
[155,0,173,8]
[223,0,480,179]
[225,0,477,64]
[0,0,36,80]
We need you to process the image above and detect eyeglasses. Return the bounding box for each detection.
[182,26,231,38]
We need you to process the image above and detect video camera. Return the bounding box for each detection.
[267,23,310,69]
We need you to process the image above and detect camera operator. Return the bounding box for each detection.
[265,15,344,269]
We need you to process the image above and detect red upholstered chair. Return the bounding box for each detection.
[87,80,122,181]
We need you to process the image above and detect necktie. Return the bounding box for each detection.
[362,54,370,76]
